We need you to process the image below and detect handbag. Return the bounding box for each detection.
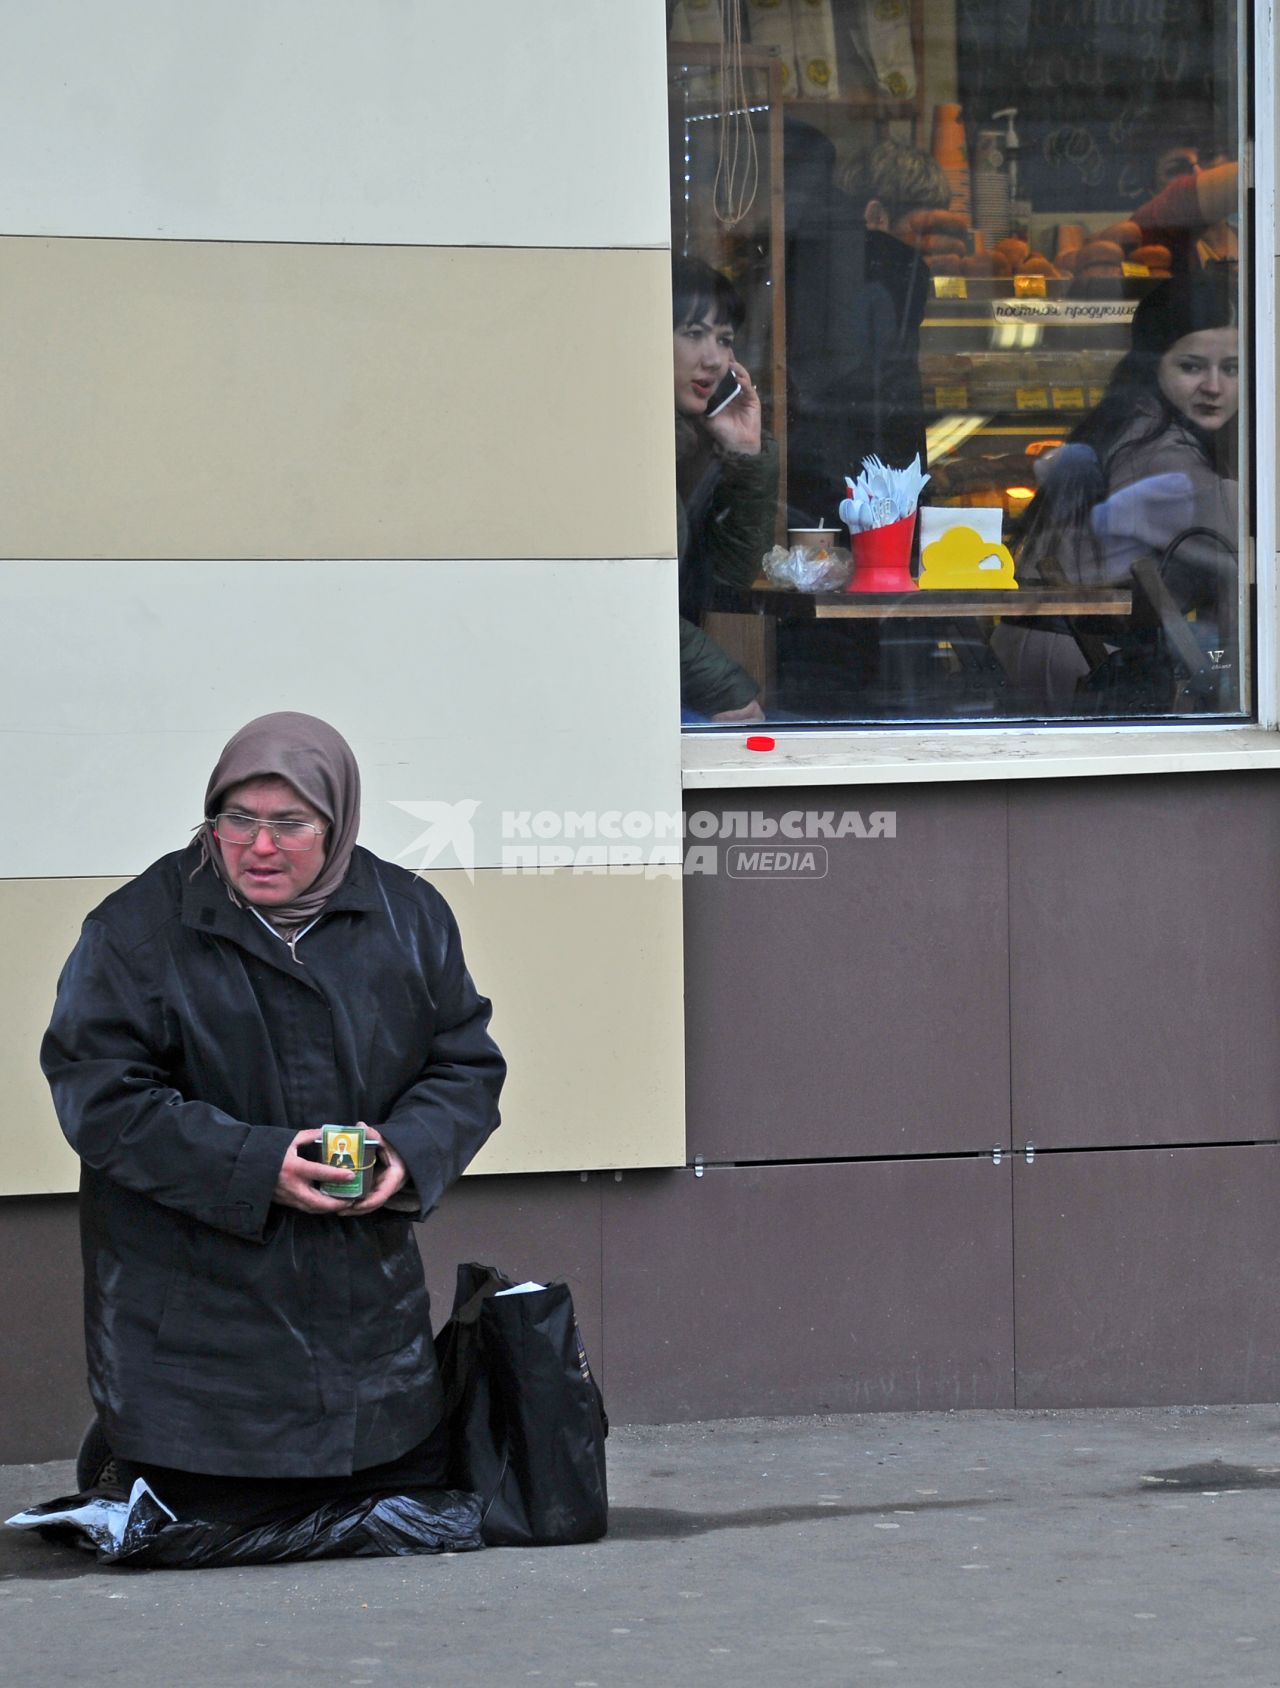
[434,1262,608,1546]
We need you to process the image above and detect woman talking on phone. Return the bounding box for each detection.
[994,270,1239,711]
[673,256,779,722]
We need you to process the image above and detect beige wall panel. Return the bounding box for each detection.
[419,867,685,1176]
[1,867,685,1196]
[0,1,670,249]
[0,878,124,1196]
[0,240,676,562]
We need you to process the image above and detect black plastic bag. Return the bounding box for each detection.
[434,1262,608,1546]
[7,1479,485,1568]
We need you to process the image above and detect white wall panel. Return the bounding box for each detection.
[0,558,682,878]
[0,1,670,248]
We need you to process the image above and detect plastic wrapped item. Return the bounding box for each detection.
[763,542,853,592]
[6,1477,485,1569]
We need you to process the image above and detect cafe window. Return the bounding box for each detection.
[667,0,1249,727]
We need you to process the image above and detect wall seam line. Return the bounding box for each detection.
[1006,780,1019,1410]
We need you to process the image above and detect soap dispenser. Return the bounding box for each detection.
[993,107,1031,233]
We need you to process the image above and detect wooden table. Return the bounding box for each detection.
[737,583,1134,707]
[749,583,1132,620]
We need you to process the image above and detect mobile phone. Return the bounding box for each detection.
[705,368,742,418]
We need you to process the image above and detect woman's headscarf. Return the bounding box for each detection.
[196,711,361,927]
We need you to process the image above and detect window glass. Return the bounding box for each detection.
[667,0,1248,726]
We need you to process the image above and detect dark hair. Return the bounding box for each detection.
[840,140,950,226]
[1017,271,1238,559]
[671,256,745,332]
[1127,269,1238,357]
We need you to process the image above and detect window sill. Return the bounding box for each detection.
[681,723,1280,789]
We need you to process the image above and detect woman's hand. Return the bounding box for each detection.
[711,698,765,722]
[343,1134,410,1215]
[704,361,763,456]
[273,1127,357,1214]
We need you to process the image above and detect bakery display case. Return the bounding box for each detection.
[920,273,1144,511]
[667,0,1245,723]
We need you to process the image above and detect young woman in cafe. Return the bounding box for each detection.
[672,256,779,721]
[992,270,1239,710]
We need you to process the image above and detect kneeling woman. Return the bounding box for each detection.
[42,712,505,1531]
[994,271,1239,711]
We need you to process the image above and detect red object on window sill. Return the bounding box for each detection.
[746,735,775,752]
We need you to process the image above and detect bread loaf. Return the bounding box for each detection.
[1017,255,1063,279]
[1097,220,1142,251]
[904,208,970,241]
[993,237,1030,267]
[1075,239,1125,268]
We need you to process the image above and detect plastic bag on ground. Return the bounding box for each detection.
[435,1261,608,1546]
[6,1477,485,1569]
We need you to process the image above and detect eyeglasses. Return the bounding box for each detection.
[213,812,326,852]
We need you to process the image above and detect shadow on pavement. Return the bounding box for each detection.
[0,1529,115,1583]
[1139,1458,1280,1490]
[607,1495,1000,1540]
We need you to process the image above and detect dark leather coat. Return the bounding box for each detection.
[41,843,505,1478]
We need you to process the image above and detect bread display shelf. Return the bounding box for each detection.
[920,348,1126,414]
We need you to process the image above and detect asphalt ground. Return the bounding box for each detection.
[4,1405,1280,1687]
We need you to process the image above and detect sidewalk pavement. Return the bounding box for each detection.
[4,1405,1280,1688]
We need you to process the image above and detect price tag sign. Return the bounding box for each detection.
[934,385,970,409]
[1088,385,1107,407]
[933,275,968,299]
[1122,261,1150,278]
[1013,274,1048,298]
[1051,386,1085,409]
[1016,386,1051,411]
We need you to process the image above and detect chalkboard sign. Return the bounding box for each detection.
[956,0,1234,213]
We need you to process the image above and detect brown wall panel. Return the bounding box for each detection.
[601,1160,1014,1422]
[0,1198,91,1464]
[1009,773,1280,1150]
[683,785,1011,1161]
[1014,1144,1280,1407]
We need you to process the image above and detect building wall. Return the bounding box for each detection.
[13,770,1280,1463]
[0,4,1276,1463]
[0,1,686,1193]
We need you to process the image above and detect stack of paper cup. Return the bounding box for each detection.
[972,129,1010,243]
[931,104,971,222]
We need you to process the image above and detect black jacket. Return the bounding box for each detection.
[41,844,505,1478]
[676,433,780,715]
[788,222,930,529]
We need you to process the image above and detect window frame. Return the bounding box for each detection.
[676,0,1275,783]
